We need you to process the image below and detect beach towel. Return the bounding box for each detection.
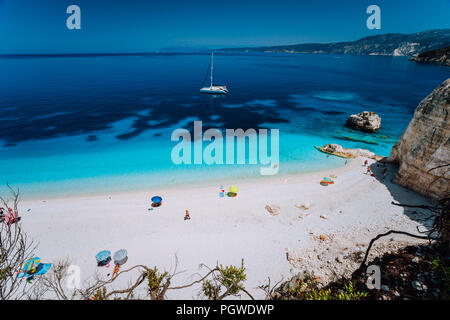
[17,263,52,278]
[22,257,41,272]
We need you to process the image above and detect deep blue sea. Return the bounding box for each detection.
[0,52,448,198]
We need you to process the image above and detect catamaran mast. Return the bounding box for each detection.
[210,52,214,87]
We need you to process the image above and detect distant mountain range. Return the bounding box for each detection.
[410,46,450,66]
[220,29,450,57]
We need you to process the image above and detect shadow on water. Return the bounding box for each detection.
[0,94,290,147]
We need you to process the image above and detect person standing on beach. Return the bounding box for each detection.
[112,264,120,278]
[364,159,368,167]
[184,210,191,220]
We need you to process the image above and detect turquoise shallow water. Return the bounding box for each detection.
[0,52,448,198]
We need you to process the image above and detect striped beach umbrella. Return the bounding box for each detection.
[95,250,111,263]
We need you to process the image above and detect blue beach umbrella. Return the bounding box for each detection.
[151,196,162,204]
[95,250,111,263]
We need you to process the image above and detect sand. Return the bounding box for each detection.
[18,157,433,299]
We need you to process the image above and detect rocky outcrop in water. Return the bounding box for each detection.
[410,46,450,67]
[388,79,450,200]
[346,111,381,132]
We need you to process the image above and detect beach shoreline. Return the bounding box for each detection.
[17,156,432,299]
[16,155,350,201]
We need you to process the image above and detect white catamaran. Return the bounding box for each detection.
[200,52,228,94]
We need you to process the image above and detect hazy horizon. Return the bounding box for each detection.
[1,28,449,56]
[1,0,450,54]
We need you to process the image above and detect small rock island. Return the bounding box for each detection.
[346,111,381,133]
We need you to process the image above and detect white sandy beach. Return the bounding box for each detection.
[19,157,433,299]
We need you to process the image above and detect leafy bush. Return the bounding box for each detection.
[201,259,248,299]
[145,266,168,297]
[91,287,107,300]
[279,273,368,300]
[218,259,247,295]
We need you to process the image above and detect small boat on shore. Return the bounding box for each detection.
[200,52,228,94]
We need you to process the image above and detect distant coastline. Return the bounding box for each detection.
[3,29,450,59]
[219,29,450,57]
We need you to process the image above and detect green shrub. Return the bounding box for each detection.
[218,259,247,295]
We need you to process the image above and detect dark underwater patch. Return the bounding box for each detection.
[319,110,347,116]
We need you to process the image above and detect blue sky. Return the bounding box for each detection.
[0,0,449,53]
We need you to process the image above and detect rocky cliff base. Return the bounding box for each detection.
[388,79,450,200]
[410,46,450,67]
[272,243,449,300]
